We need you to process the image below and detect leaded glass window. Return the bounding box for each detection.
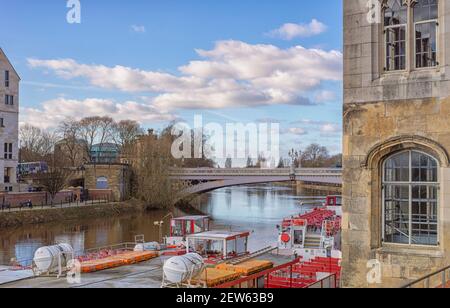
[383,151,438,246]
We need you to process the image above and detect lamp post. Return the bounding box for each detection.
[154,220,164,243]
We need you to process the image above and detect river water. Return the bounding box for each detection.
[0,184,335,266]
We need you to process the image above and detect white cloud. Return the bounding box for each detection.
[288,127,308,136]
[268,19,327,40]
[315,90,337,103]
[320,123,342,135]
[20,98,176,129]
[288,119,341,136]
[27,40,342,111]
[131,25,146,33]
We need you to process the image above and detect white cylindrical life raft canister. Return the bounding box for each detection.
[163,253,204,284]
[134,242,161,252]
[33,243,74,273]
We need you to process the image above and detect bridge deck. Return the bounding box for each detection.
[170,168,342,196]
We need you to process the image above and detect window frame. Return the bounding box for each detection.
[4,143,13,160]
[5,70,9,88]
[384,23,408,72]
[4,95,14,106]
[381,0,440,74]
[382,150,440,247]
[413,18,439,70]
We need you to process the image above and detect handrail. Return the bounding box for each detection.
[306,273,338,289]
[169,168,342,176]
[385,223,418,244]
[403,265,450,288]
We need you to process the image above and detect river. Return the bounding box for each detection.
[0,183,336,266]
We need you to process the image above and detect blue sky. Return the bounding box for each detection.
[1,0,343,160]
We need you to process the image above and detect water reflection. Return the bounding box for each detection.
[0,183,338,265]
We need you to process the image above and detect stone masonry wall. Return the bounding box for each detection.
[342,97,450,287]
[84,164,131,202]
[343,0,450,287]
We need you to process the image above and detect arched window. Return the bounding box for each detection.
[96,176,109,189]
[383,150,438,246]
[383,0,439,71]
[384,0,407,71]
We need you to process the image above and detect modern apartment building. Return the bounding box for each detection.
[0,48,19,192]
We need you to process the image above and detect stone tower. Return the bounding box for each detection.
[343,0,450,287]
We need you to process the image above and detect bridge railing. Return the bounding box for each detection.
[169,168,342,176]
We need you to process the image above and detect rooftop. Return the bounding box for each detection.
[187,230,250,240]
[173,215,209,221]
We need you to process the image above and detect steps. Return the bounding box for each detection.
[304,236,322,249]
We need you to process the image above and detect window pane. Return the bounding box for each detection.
[412,151,437,182]
[414,0,438,22]
[412,185,438,245]
[5,71,9,87]
[385,152,409,182]
[384,0,407,26]
[384,185,410,244]
[386,26,406,71]
[415,21,437,68]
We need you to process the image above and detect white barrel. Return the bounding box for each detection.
[163,253,204,284]
[134,242,160,252]
[33,243,74,273]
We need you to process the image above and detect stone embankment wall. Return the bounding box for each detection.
[0,201,145,229]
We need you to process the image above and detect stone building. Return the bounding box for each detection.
[0,48,19,192]
[84,164,132,202]
[343,0,450,287]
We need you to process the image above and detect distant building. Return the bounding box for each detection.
[0,48,19,192]
[90,143,120,164]
[18,161,48,176]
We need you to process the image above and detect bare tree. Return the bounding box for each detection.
[36,153,71,205]
[19,124,58,162]
[132,133,189,209]
[161,123,215,168]
[79,116,114,162]
[111,120,143,157]
[255,154,267,168]
[246,156,254,168]
[225,157,233,168]
[57,119,87,167]
[289,149,302,168]
[302,143,329,167]
[30,134,71,203]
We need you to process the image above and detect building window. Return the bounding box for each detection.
[383,0,439,71]
[5,95,14,106]
[414,0,438,68]
[383,150,439,246]
[4,168,12,184]
[5,70,9,87]
[96,176,109,189]
[4,143,13,160]
[0,118,4,128]
[384,0,407,71]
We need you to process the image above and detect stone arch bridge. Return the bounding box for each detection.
[170,168,342,198]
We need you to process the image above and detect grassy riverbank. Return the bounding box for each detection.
[0,200,146,229]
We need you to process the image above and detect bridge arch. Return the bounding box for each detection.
[171,168,342,198]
